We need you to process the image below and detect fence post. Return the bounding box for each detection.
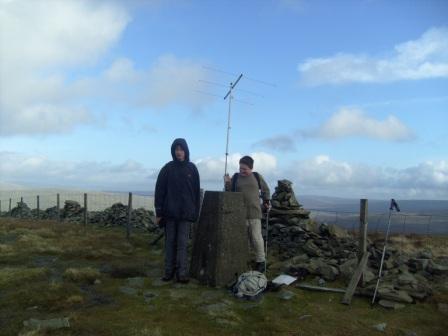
[359,199,368,261]
[21,197,23,203]
[9,198,12,215]
[84,193,88,227]
[37,195,40,216]
[0,200,1,214]
[426,215,432,249]
[57,193,61,222]
[359,199,368,286]
[127,192,132,239]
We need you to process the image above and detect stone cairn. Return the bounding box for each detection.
[63,200,83,222]
[89,202,158,232]
[268,179,318,259]
[10,201,33,218]
[267,179,446,306]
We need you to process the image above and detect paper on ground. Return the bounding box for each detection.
[272,274,297,286]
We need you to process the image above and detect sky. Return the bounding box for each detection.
[0,0,447,200]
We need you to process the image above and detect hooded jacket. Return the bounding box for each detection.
[154,138,201,222]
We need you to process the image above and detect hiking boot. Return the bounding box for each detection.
[162,271,175,282]
[177,276,190,284]
[255,262,266,273]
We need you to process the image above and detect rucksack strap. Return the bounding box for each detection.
[232,172,262,192]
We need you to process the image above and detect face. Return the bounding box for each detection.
[239,163,252,176]
[175,145,185,161]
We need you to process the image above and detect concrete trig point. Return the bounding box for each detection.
[190,191,249,287]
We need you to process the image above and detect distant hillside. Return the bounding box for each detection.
[299,195,448,216]
[297,195,448,235]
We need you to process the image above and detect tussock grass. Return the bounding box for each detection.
[63,267,101,283]
[0,267,49,287]
[1,218,447,336]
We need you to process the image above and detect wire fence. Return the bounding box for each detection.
[0,192,153,213]
[0,192,156,239]
[308,208,448,236]
[1,193,447,240]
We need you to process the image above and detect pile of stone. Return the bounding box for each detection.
[267,179,446,306]
[2,200,157,231]
[268,180,324,260]
[90,203,129,226]
[281,225,446,305]
[132,207,158,232]
[62,200,83,222]
[10,201,32,218]
[45,206,59,220]
[89,203,158,231]
[30,208,45,219]
[354,243,445,305]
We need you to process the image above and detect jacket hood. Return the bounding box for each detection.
[171,138,190,162]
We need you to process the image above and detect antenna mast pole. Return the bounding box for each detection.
[224,73,243,176]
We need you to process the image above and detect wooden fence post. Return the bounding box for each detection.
[341,252,370,305]
[359,199,369,286]
[9,198,12,215]
[84,193,88,227]
[359,199,368,261]
[37,195,40,218]
[57,193,61,222]
[127,192,132,239]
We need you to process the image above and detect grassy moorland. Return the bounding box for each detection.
[0,218,447,336]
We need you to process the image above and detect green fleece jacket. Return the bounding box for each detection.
[226,173,270,219]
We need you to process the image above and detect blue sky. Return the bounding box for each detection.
[0,0,447,199]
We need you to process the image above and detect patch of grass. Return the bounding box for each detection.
[63,267,101,284]
[15,232,63,254]
[1,218,448,336]
[0,267,49,287]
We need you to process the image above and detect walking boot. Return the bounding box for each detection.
[162,271,175,282]
[176,275,190,284]
[255,262,266,273]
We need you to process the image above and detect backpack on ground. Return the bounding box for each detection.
[232,270,268,299]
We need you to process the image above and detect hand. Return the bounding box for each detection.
[156,217,164,227]
[263,200,271,211]
[224,174,231,184]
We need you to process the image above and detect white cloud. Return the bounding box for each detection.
[144,55,213,109]
[1,151,447,199]
[0,0,131,135]
[195,152,278,183]
[298,27,448,85]
[255,108,415,146]
[0,151,155,191]
[253,135,297,152]
[304,107,415,141]
[0,1,217,136]
[286,156,448,199]
[71,55,214,112]
[104,58,139,83]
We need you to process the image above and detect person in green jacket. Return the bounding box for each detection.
[224,155,270,272]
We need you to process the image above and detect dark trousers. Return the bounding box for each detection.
[164,220,191,278]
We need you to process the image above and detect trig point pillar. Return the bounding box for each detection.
[190,191,249,287]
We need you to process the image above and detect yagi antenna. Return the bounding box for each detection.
[203,65,276,87]
[199,66,274,177]
[195,90,254,105]
[223,73,243,177]
[198,80,264,97]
